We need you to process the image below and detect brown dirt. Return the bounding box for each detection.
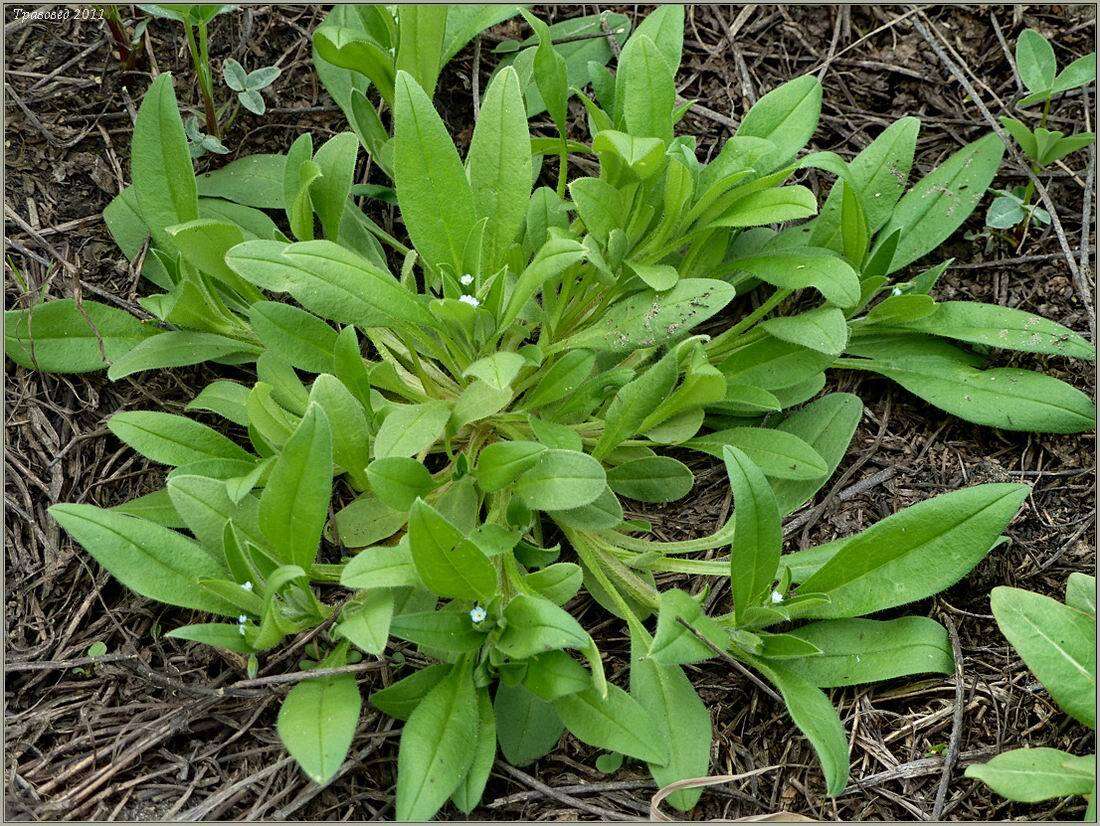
[5,4,1095,821]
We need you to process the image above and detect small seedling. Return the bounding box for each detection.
[222,58,281,116]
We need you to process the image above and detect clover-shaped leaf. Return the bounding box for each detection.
[222,59,281,115]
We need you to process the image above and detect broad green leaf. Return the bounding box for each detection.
[556,279,735,353]
[880,133,1005,273]
[309,374,371,487]
[617,33,674,142]
[725,249,860,307]
[845,333,1095,433]
[752,659,848,795]
[396,665,479,821]
[131,73,197,248]
[1052,53,1097,95]
[798,484,1028,619]
[594,350,678,458]
[442,5,521,61]
[736,74,822,173]
[365,457,434,512]
[1016,29,1057,94]
[551,485,625,531]
[374,400,451,459]
[395,4,448,99]
[196,152,286,209]
[1066,573,1096,616]
[966,748,1095,802]
[864,294,936,325]
[464,352,526,391]
[497,594,589,658]
[166,622,254,654]
[259,404,333,568]
[310,132,359,242]
[475,440,547,491]
[393,70,476,273]
[630,640,711,811]
[340,543,421,589]
[780,617,953,687]
[390,609,486,653]
[5,299,156,373]
[112,488,185,528]
[312,26,396,105]
[332,494,407,548]
[408,499,496,600]
[371,663,450,721]
[724,445,781,616]
[522,350,595,409]
[514,449,606,511]
[49,504,236,616]
[525,562,583,605]
[226,240,433,328]
[687,427,827,481]
[607,457,693,503]
[761,306,849,356]
[649,588,729,666]
[500,235,586,331]
[108,411,251,467]
[991,586,1096,728]
[451,380,512,429]
[467,67,531,268]
[451,687,496,813]
[335,590,395,656]
[896,301,1094,361]
[251,302,337,374]
[277,668,361,785]
[106,331,255,380]
[554,683,669,765]
[494,682,564,766]
[524,650,591,701]
[710,186,818,228]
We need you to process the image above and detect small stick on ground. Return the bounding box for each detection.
[931,613,965,820]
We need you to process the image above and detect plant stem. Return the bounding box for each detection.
[1016,96,1051,241]
[705,288,790,360]
[555,134,569,198]
[184,20,220,138]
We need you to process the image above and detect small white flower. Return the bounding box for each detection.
[470,606,487,624]
[238,614,248,635]
[891,287,903,296]
[241,581,253,592]
[458,294,480,308]
[460,274,474,286]
[770,590,784,604]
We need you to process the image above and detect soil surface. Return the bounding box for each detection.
[5,4,1096,821]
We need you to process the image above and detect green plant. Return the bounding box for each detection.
[990,28,1096,231]
[965,575,1096,816]
[221,58,281,116]
[6,5,1096,820]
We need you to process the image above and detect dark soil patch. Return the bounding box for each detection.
[5,4,1095,821]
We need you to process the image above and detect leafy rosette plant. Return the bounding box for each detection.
[4,5,1094,821]
[966,575,1096,815]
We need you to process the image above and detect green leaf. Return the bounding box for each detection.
[896,301,1094,361]
[393,70,476,274]
[725,249,860,308]
[779,617,953,687]
[522,350,595,409]
[467,66,531,268]
[475,440,547,492]
[408,499,496,601]
[649,589,729,666]
[798,484,1028,619]
[1052,53,1097,95]
[451,687,496,813]
[312,26,396,105]
[751,659,849,795]
[310,132,359,242]
[494,682,564,766]
[1016,29,1057,95]
[616,33,675,142]
[370,663,450,721]
[687,427,828,482]
[390,609,486,653]
[525,562,583,605]
[374,400,451,459]
[49,504,236,616]
[340,543,420,589]
[106,331,255,380]
[880,133,1005,273]
[396,664,479,821]
[630,641,712,811]
[710,185,818,228]
[991,586,1096,728]
[250,302,337,374]
[514,449,607,511]
[966,748,1095,802]
[108,411,251,467]
[594,350,678,458]
[309,374,371,487]
[723,445,781,616]
[845,333,1096,433]
[166,622,254,654]
[131,73,197,248]
[196,152,286,209]
[607,457,693,503]
[226,239,433,329]
[5,299,156,373]
[395,4,448,99]
[554,683,669,765]
[335,590,395,656]
[556,279,735,353]
[442,5,521,61]
[736,74,822,173]
[277,668,361,785]
[1066,573,1096,617]
[498,594,589,658]
[365,457,434,512]
[112,488,185,528]
[761,306,849,356]
[259,404,333,569]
